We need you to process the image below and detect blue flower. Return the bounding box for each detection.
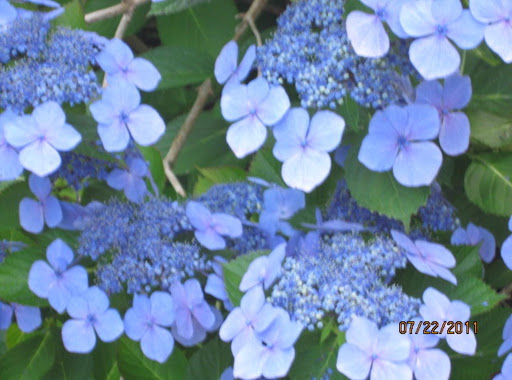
[258,186,305,236]
[495,353,512,380]
[19,174,62,234]
[499,314,512,357]
[62,286,124,353]
[96,38,161,91]
[358,104,442,187]
[0,302,41,333]
[124,292,175,363]
[186,201,243,250]
[205,256,233,310]
[233,307,302,380]
[0,110,23,181]
[4,101,81,176]
[336,316,412,380]
[106,156,148,203]
[214,40,255,87]
[89,81,165,152]
[221,77,290,158]
[400,0,484,79]
[416,74,472,156]
[451,222,496,263]
[419,287,476,355]
[501,217,512,270]
[273,108,345,192]
[470,0,512,63]
[391,229,457,285]
[28,238,88,313]
[239,243,286,292]
[0,0,16,27]
[346,0,409,57]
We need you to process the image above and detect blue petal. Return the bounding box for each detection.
[393,142,442,187]
[415,80,443,109]
[28,174,51,200]
[45,123,81,152]
[32,102,65,132]
[240,285,265,319]
[226,116,267,158]
[211,213,243,238]
[0,145,23,181]
[98,120,131,152]
[0,1,16,26]
[446,328,476,355]
[239,256,267,292]
[43,196,63,228]
[127,105,165,147]
[214,41,238,84]
[0,302,12,330]
[502,235,512,270]
[235,45,256,82]
[443,74,472,110]
[346,11,389,58]
[67,296,89,319]
[407,104,440,141]
[255,85,290,126]
[336,343,372,380]
[90,99,117,125]
[400,0,436,37]
[174,306,193,339]
[124,295,149,341]
[485,21,512,63]
[124,176,147,203]
[371,360,412,380]
[19,198,44,234]
[127,157,148,177]
[469,0,504,23]
[186,201,211,231]
[440,112,470,156]
[13,304,41,333]
[221,84,250,122]
[28,260,55,298]
[125,58,161,91]
[376,324,411,361]
[282,149,331,192]
[194,228,225,250]
[106,169,130,190]
[48,282,72,314]
[150,291,174,327]
[307,110,345,152]
[233,340,265,380]
[477,226,496,263]
[85,286,110,316]
[46,238,74,270]
[19,141,61,177]
[358,131,399,172]
[431,0,462,24]
[102,38,134,71]
[205,274,228,301]
[94,309,124,342]
[62,319,96,353]
[262,347,295,379]
[447,10,485,49]
[3,116,38,148]
[141,325,174,363]
[61,266,88,296]
[273,108,309,142]
[219,307,245,342]
[450,227,469,245]
[409,36,460,80]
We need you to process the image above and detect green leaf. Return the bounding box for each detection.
[0,181,30,230]
[485,259,512,289]
[117,337,187,380]
[185,337,232,380]
[194,166,246,195]
[450,244,483,279]
[248,149,286,187]
[141,46,213,90]
[344,149,429,229]
[0,248,47,306]
[338,96,360,131]
[150,0,211,15]
[223,250,269,307]
[464,153,512,216]
[0,330,56,380]
[42,351,95,380]
[53,0,87,29]
[157,0,238,58]
[93,342,119,380]
[138,146,166,194]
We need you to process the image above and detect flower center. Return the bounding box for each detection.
[375,8,387,21]
[86,314,97,324]
[397,135,409,149]
[436,24,448,36]
[119,112,130,123]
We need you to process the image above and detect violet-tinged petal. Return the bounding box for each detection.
[447,10,484,50]
[195,229,226,250]
[219,307,245,342]
[101,38,134,71]
[62,319,96,353]
[416,80,443,108]
[477,226,496,263]
[85,286,110,315]
[469,0,505,23]
[3,116,38,148]
[446,329,476,355]
[28,261,54,298]
[400,0,436,37]
[48,283,72,314]
[239,256,267,292]
[124,176,147,203]
[393,142,442,187]
[407,105,440,140]
[420,287,450,321]
[499,337,512,357]
[236,45,255,82]
[191,302,215,329]
[414,348,451,380]
[391,229,420,255]
[19,198,44,233]
[240,285,265,318]
[371,360,412,380]
[431,0,462,23]
[211,214,243,237]
[174,306,193,339]
[106,169,129,190]
[440,112,470,156]
[43,196,63,228]
[226,115,267,158]
[141,325,174,363]
[347,11,389,58]
[124,310,147,341]
[61,266,88,295]
[282,149,331,192]
[32,101,65,130]
[150,291,174,327]
[28,174,51,199]
[409,36,460,80]
[502,235,512,270]
[261,347,295,379]
[336,343,372,380]
[0,302,12,330]
[0,145,23,181]
[46,238,73,269]
[433,266,458,285]
[45,123,81,152]
[415,240,456,268]
[205,274,228,300]
[485,21,512,63]
[233,340,265,380]
[94,309,124,342]
[98,121,131,152]
[19,141,61,177]
[255,86,290,126]
[358,131,399,172]
[443,74,472,110]
[376,324,411,361]
[221,84,250,122]
[307,110,345,152]
[89,99,116,125]
[125,58,161,92]
[127,105,165,146]
[171,316,207,347]
[215,41,238,84]
[346,316,377,352]
[385,0,410,38]
[13,305,41,333]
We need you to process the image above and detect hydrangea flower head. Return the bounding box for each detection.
[391,229,457,284]
[451,222,496,263]
[19,174,62,234]
[186,201,243,250]
[419,287,476,355]
[469,0,512,63]
[62,286,124,353]
[124,292,175,363]
[214,40,255,87]
[4,101,81,176]
[233,307,302,379]
[501,216,512,270]
[221,77,290,158]
[28,238,88,313]
[106,156,147,203]
[358,104,442,187]
[400,0,484,79]
[273,108,345,192]
[415,74,472,156]
[239,243,286,291]
[336,316,412,380]
[259,186,305,236]
[0,110,23,180]
[97,38,161,91]
[346,0,409,57]
[495,354,512,380]
[0,302,41,333]
[89,81,165,152]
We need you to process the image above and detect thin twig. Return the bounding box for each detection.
[84,0,150,23]
[164,164,187,197]
[233,0,267,41]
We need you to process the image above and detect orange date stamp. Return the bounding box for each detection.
[398,320,478,334]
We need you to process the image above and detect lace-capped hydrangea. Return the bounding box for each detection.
[256,0,415,109]
[269,232,419,331]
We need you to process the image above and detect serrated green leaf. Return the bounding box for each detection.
[451,244,483,279]
[485,260,512,289]
[0,181,31,230]
[138,146,166,194]
[0,330,55,380]
[141,46,213,90]
[117,337,187,380]
[53,0,86,29]
[344,149,429,229]
[464,153,512,216]
[185,337,232,380]
[223,250,269,307]
[150,0,210,15]
[338,96,360,131]
[248,149,286,187]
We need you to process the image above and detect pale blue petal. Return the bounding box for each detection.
[47,238,74,269]
[19,141,61,177]
[262,347,295,379]
[19,198,44,233]
[451,227,469,245]
[43,196,63,228]
[103,38,134,69]
[446,329,476,355]
[499,337,512,357]
[32,102,65,131]
[124,176,147,203]
[400,0,436,37]
[14,305,41,333]
[126,58,161,91]
[48,283,71,313]
[431,0,462,24]
[0,146,23,181]
[0,302,12,330]
[184,278,205,307]
[205,274,228,300]
[141,325,174,363]
[90,99,116,125]
[192,302,215,329]
[282,148,331,192]
[440,112,470,156]
[273,108,309,142]
[62,266,88,296]
[469,0,505,23]
[485,21,512,63]
[371,360,412,380]
[407,104,440,140]
[347,11,389,58]
[358,131,399,172]
[477,226,496,263]
[376,324,411,360]
[150,291,174,327]
[252,304,279,333]
[447,10,485,49]
[127,105,165,146]
[393,142,442,187]
[346,316,378,352]
[106,169,129,190]
[28,260,54,298]
[240,285,265,319]
[226,115,267,158]
[503,314,512,339]
[195,228,226,250]
[174,306,193,339]
[391,229,421,255]
[502,235,512,270]
[414,349,450,380]
[221,84,250,121]
[239,256,267,292]
[409,36,460,80]
[0,1,16,26]
[385,0,410,38]
[415,80,443,109]
[127,157,147,177]
[186,201,211,230]
[233,340,265,380]
[103,81,141,114]
[124,303,148,341]
[29,174,51,199]
[336,343,372,380]
[211,214,242,237]
[378,105,409,135]
[407,252,438,277]
[219,307,245,342]
[45,123,81,152]
[85,287,110,315]
[443,74,472,110]
[215,41,238,84]
[307,110,345,152]
[502,353,512,375]
[415,240,456,268]
[171,317,207,346]
[98,121,131,152]
[95,309,124,342]
[220,367,234,380]
[62,319,96,353]
[420,287,450,321]
[67,295,89,319]
[434,266,458,285]
[256,86,290,126]
[4,116,38,148]
[236,45,256,82]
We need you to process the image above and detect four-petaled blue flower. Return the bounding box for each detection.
[391,229,457,285]
[89,81,165,152]
[62,286,124,353]
[346,0,409,57]
[19,174,62,234]
[186,201,243,250]
[96,38,161,91]
[336,316,412,380]
[451,222,496,263]
[4,101,81,177]
[273,108,345,192]
[358,104,442,187]
[400,0,484,79]
[259,186,305,237]
[124,292,175,363]
[239,243,286,292]
[420,287,476,355]
[0,110,23,181]
[221,77,290,158]
[28,238,88,313]
[0,302,41,333]
[106,156,148,203]
[214,40,256,88]
[416,74,472,156]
